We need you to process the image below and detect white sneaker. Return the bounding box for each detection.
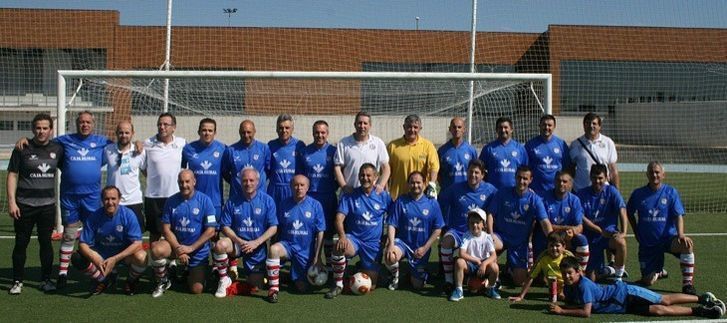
[9,281,22,295]
[215,277,232,298]
[152,279,171,298]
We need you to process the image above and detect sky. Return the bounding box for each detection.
[3,0,727,32]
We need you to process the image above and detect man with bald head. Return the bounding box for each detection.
[438,117,478,192]
[223,120,271,198]
[104,121,146,232]
[149,170,218,298]
[212,168,278,298]
[265,175,325,303]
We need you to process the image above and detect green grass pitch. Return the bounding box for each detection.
[0,171,726,321]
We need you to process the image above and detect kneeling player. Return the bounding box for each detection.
[213,168,278,297]
[384,171,444,291]
[438,159,497,293]
[627,161,697,294]
[535,171,590,270]
[550,256,725,319]
[487,166,552,286]
[325,163,393,299]
[576,164,628,281]
[73,186,146,295]
[149,170,218,297]
[449,208,499,301]
[266,175,326,303]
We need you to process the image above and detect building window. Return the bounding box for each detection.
[0,120,13,130]
[17,120,32,131]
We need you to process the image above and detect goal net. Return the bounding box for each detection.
[1,1,727,215]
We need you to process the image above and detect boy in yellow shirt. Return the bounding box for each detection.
[509,232,572,302]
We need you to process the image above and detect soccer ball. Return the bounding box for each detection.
[306,265,328,286]
[467,276,486,294]
[349,272,372,295]
[599,265,616,278]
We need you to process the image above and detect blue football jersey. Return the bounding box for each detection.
[478,139,528,190]
[437,140,477,191]
[627,184,685,247]
[162,191,218,254]
[577,185,626,239]
[438,181,497,234]
[183,140,226,208]
[387,195,445,249]
[221,191,278,241]
[81,205,142,259]
[277,196,326,256]
[57,133,111,195]
[267,137,305,188]
[296,143,338,194]
[487,188,548,246]
[534,190,584,245]
[525,135,570,196]
[222,139,271,198]
[564,276,628,314]
[338,188,392,243]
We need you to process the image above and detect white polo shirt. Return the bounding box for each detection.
[104,143,146,205]
[334,134,389,188]
[569,133,617,190]
[142,135,186,198]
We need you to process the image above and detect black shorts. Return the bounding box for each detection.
[625,295,654,316]
[124,203,145,233]
[144,197,167,235]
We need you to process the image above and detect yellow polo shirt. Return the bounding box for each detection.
[387,136,440,199]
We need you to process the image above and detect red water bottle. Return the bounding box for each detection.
[548,276,558,303]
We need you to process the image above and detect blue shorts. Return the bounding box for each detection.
[625,284,663,315]
[346,234,381,271]
[233,241,266,274]
[493,232,529,270]
[394,239,430,282]
[443,229,466,248]
[60,193,99,225]
[186,249,210,268]
[279,241,314,282]
[267,184,292,204]
[638,237,679,277]
[309,192,337,234]
[586,235,612,272]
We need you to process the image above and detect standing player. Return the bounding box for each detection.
[525,114,570,197]
[334,111,390,194]
[487,166,552,286]
[54,111,112,288]
[384,171,444,291]
[534,171,590,270]
[149,170,217,297]
[212,168,278,297]
[437,117,477,192]
[104,121,146,232]
[267,114,305,202]
[627,162,697,294]
[8,113,63,294]
[438,159,497,292]
[182,118,226,220]
[222,119,271,196]
[296,120,338,268]
[569,112,619,190]
[73,186,147,295]
[325,163,393,299]
[265,175,326,303]
[478,117,528,190]
[143,112,186,242]
[387,114,440,200]
[576,164,628,281]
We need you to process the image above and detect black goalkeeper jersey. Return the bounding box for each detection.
[8,139,64,207]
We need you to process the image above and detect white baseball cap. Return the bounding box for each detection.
[467,207,487,222]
